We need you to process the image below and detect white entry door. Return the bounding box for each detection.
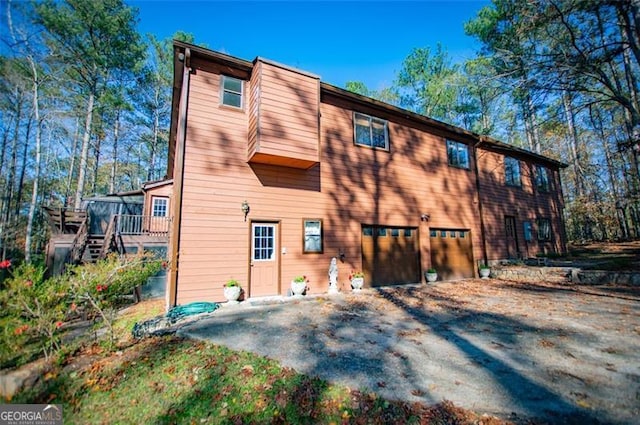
[249,223,279,297]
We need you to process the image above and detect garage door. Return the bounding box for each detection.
[429,229,474,280]
[362,225,420,287]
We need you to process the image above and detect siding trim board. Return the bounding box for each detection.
[168,47,191,309]
[167,41,569,305]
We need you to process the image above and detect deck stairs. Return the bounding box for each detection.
[84,235,106,262]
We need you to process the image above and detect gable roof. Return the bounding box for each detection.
[169,40,567,172]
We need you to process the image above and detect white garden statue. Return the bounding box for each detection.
[328,257,339,294]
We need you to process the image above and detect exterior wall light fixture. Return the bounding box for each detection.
[420,213,430,222]
[241,200,250,221]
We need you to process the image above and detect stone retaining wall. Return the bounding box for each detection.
[491,266,573,284]
[570,270,640,286]
[491,266,640,286]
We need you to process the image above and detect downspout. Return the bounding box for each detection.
[168,47,191,309]
[473,138,489,268]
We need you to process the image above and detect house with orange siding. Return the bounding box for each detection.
[165,41,567,307]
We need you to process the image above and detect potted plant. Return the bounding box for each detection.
[349,270,365,292]
[223,279,241,303]
[425,268,438,283]
[479,264,491,279]
[291,275,308,296]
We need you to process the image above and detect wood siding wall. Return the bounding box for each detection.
[247,60,320,169]
[477,148,566,259]
[143,184,172,217]
[174,54,565,304]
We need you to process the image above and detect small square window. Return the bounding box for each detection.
[391,228,400,237]
[363,227,373,236]
[378,228,387,237]
[446,140,469,169]
[430,230,437,237]
[449,231,456,238]
[221,75,243,108]
[405,229,413,237]
[152,197,168,217]
[458,231,465,238]
[440,231,447,238]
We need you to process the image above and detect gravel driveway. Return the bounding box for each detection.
[178,279,640,424]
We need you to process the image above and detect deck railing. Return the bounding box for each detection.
[116,215,171,237]
[43,206,87,234]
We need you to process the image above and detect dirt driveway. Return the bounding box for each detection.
[178,279,640,424]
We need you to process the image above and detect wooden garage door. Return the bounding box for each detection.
[362,225,420,287]
[429,229,474,280]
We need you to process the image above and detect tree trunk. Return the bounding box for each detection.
[522,99,535,152]
[25,57,41,263]
[74,90,95,210]
[562,90,584,197]
[109,109,120,193]
[0,119,12,179]
[592,107,626,238]
[15,117,32,217]
[92,133,101,194]
[148,86,160,181]
[1,96,22,259]
[65,117,79,208]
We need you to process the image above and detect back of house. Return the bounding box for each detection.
[166,41,567,306]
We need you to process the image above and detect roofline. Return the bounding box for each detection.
[170,41,567,170]
[254,56,320,80]
[142,178,174,191]
[107,189,143,197]
[174,40,253,71]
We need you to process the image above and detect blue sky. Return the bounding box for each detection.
[131,1,490,90]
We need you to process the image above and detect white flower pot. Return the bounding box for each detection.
[426,272,438,283]
[291,281,306,296]
[479,268,491,279]
[351,277,364,292]
[223,285,241,303]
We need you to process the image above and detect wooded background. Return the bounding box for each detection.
[1,0,639,264]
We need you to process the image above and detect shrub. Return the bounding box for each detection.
[0,252,163,365]
[0,262,68,362]
[63,253,163,348]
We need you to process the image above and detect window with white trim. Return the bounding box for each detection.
[252,224,275,261]
[221,75,243,108]
[152,197,168,217]
[504,156,521,187]
[354,112,389,150]
[446,140,470,169]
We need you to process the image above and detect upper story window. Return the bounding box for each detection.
[152,197,168,217]
[354,112,389,150]
[446,140,469,169]
[535,165,550,192]
[504,156,521,187]
[221,75,243,108]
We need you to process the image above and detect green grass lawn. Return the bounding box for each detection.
[6,299,507,424]
[10,336,503,424]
